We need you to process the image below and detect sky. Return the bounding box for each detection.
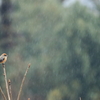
[63,0,96,10]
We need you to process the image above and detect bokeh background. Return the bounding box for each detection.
[0,0,100,100]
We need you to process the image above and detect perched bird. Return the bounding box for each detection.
[0,53,8,64]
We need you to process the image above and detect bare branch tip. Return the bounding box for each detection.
[28,63,31,68]
[79,97,81,100]
[28,98,30,100]
[8,79,11,84]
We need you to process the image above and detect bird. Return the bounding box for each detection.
[0,53,8,64]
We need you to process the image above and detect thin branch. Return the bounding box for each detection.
[28,98,30,100]
[17,63,31,100]
[0,87,7,100]
[2,64,11,100]
[79,97,82,100]
[8,79,12,100]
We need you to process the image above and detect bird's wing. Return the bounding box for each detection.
[0,56,5,62]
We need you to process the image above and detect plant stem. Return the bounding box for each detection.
[17,63,31,100]
[0,87,7,100]
[8,79,12,100]
[2,64,11,100]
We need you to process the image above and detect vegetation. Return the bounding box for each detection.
[0,0,100,100]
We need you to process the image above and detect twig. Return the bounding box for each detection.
[0,87,7,100]
[17,63,31,100]
[8,79,12,100]
[79,97,82,100]
[2,64,11,100]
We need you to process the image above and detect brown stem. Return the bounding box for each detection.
[17,63,31,100]
[0,87,7,100]
[8,79,12,100]
[2,64,11,100]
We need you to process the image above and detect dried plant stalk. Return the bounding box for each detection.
[28,98,30,100]
[0,87,7,100]
[2,64,11,100]
[17,63,31,100]
[8,79,12,100]
[79,97,82,100]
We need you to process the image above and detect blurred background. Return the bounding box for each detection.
[0,0,100,100]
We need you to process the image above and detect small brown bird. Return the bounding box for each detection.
[0,53,8,64]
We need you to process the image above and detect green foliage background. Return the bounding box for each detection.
[0,0,100,100]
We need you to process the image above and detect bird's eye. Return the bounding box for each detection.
[4,55,7,56]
